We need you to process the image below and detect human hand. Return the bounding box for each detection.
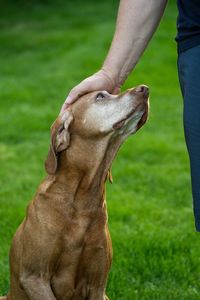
[61,69,120,113]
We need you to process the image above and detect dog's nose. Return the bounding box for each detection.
[134,85,149,98]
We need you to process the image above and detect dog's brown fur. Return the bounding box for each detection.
[2,86,149,300]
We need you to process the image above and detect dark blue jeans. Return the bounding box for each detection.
[178,44,200,232]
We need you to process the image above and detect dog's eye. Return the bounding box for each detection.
[96,93,106,101]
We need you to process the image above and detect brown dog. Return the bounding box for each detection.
[1,85,149,300]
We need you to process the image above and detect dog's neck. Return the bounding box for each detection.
[45,133,122,210]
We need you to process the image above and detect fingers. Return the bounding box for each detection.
[65,86,82,105]
[61,70,120,113]
[61,77,100,113]
[60,84,85,113]
[60,101,70,114]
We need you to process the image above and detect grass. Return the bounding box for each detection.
[0,0,199,299]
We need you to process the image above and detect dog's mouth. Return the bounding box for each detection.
[112,85,149,134]
[113,102,148,134]
[112,107,138,130]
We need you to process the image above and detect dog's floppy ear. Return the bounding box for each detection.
[45,109,74,175]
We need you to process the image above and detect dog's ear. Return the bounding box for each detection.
[45,109,74,175]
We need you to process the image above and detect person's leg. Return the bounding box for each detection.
[178,44,200,231]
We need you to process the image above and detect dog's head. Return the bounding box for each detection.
[45,85,149,174]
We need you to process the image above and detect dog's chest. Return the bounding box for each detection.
[51,208,109,299]
[62,206,105,244]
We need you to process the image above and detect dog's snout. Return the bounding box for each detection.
[135,85,145,93]
[134,85,149,98]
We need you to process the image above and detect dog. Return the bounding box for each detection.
[0,85,149,300]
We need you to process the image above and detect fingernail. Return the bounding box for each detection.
[66,95,73,104]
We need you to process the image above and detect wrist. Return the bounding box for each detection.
[101,63,130,89]
[100,66,121,88]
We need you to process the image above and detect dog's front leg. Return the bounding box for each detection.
[20,275,57,300]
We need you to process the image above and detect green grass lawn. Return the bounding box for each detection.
[0,0,200,299]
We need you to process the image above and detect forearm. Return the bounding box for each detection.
[102,0,168,86]
[64,0,168,105]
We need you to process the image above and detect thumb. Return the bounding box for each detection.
[112,86,121,95]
